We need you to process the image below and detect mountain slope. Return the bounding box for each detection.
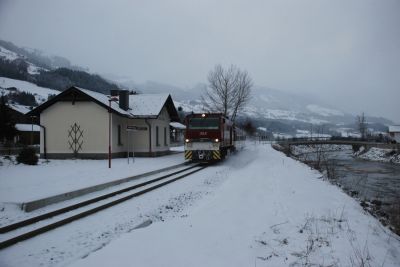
[0,41,120,94]
[0,40,393,132]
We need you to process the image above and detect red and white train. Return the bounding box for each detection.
[184,113,245,162]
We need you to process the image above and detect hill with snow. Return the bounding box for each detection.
[0,40,120,94]
[1,39,393,135]
[0,77,59,104]
[125,81,392,130]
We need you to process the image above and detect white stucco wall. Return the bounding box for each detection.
[40,101,109,155]
[124,107,171,154]
[40,101,172,157]
[150,107,170,153]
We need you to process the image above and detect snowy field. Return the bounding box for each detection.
[1,143,398,266]
[0,153,184,204]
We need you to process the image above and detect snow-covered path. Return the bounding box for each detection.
[69,144,400,267]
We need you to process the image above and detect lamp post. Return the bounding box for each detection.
[108,97,118,168]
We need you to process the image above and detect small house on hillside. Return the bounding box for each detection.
[388,125,400,143]
[28,86,179,159]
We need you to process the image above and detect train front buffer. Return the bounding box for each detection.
[184,139,221,161]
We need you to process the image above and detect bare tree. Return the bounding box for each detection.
[231,69,252,121]
[202,64,252,121]
[357,112,367,140]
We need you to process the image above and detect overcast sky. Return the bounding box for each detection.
[0,0,399,122]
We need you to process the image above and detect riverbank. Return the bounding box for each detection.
[276,143,400,236]
[355,147,400,164]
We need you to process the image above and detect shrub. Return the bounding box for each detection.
[17,147,38,165]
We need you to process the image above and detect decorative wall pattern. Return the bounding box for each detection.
[68,123,83,156]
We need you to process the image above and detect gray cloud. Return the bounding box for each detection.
[0,0,399,122]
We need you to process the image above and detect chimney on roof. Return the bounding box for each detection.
[110,89,120,97]
[118,90,129,111]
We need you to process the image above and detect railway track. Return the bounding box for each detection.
[0,163,207,250]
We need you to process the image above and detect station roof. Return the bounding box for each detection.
[169,122,186,129]
[28,86,179,121]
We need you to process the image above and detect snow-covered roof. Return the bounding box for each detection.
[257,127,267,132]
[29,86,179,120]
[75,87,131,116]
[170,122,186,129]
[76,87,172,117]
[15,123,40,132]
[129,94,170,117]
[389,125,400,132]
[7,104,32,114]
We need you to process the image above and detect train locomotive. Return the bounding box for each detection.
[184,113,244,162]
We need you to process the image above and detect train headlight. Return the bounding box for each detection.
[214,138,219,142]
[185,139,190,143]
[201,113,206,117]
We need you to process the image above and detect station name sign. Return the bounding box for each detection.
[126,125,147,131]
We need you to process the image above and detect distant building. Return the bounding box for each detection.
[14,123,40,144]
[4,103,40,145]
[256,127,273,141]
[388,125,400,143]
[29,86,179,159]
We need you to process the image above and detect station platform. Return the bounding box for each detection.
[0,152,185,211]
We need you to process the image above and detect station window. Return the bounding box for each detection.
[118,125,122,146]
[164,127,167,146]
[156,126,160,146]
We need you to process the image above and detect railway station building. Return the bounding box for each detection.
[28,86,179,159]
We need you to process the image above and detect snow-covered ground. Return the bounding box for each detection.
[0,46,47,75]
[0,47,20,61]
[0,77,60,104]
[290,144,352,156]
[0,153,185,204]
[306,104,344,117]
[356,147,400,164]
[68,144,400,267]
[0,144,399,266]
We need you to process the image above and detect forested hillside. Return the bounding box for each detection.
[0,40,120,94]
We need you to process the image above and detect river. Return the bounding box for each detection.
[292,145,400,234]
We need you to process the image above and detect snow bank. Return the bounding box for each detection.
[290,144,351,156]
[356,147,400,164]
[70,144,400,267]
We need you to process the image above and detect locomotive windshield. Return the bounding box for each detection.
[188,118,220,130]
